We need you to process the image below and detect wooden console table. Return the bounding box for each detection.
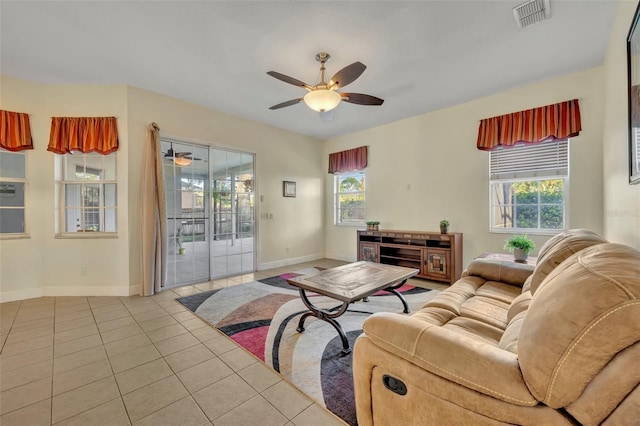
[357,229,463,284]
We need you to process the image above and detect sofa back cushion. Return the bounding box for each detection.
[529,229,607,295]
[518,243,640,408]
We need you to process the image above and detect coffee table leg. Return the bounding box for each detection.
[296,288,352,354]
[385,279,410,314]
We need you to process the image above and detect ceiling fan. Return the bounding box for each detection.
[163,143,200,166]
[267,52,384,120]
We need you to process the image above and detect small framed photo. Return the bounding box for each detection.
[283,180,296,197]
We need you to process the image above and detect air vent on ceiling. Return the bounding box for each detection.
[513,0,550,29]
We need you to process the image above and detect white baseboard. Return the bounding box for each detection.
[324,253,357,263]
[0,285,139,303]
[258,253,324,271]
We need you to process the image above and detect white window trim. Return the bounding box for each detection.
[334,171,366,227]
[489,140,570,235]
[489,176,569,235]
[0,149,29,239]
[55,153,118,238]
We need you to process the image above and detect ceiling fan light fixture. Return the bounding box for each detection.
[174,156,192,166]
[303,89,341,112]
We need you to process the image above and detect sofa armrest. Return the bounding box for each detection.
[362,312,538,406]
[463,259,534,287]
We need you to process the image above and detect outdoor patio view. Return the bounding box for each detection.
[162,139,255,286]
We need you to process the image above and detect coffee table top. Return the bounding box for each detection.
[286,261,419,302]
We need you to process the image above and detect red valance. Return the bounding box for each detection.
[328,146,368,174]
[48,116,119,155]
[476,99,581,151]
[0,110,33,151]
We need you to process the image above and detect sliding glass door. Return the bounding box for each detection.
[162,139,255,286]
[210,149,255,278]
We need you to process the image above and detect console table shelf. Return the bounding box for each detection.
[357,229,463,284]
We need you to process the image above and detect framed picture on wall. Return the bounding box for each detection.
[627,0,640,184]
[283,180,296,197]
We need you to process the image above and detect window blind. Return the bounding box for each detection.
[490,140,568,180]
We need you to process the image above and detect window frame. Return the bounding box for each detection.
[55,152,118,238]
[489,140,570,235]
[334,170,366,227]
[0,149,28,239]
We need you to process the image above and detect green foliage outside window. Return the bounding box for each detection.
[493,179,564,231]
[512,179,564,229]
[337,173,365,223]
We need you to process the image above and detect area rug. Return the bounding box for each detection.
[176,267,439,425]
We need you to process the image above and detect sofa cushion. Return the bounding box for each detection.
[498,292,532,354]
[529,229,607,295]
[518,243,640,408]
[464,259,534,287]
[506,291,531,323]
[498,310,526,354]
[362,312,539,406]
[423,275,522,331]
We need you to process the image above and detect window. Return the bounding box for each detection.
[56,152,117,234]
[0,149,27,235]
[490,140,568,233]
[335,171,365,225]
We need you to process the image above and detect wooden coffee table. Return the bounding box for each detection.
[286,261,419,354]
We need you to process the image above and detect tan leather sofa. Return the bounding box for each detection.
[353,229,640,425]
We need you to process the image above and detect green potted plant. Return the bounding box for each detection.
[439,220,449,234]
[365,220,380,231]
[504,234,535,263]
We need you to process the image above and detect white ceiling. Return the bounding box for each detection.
[0,1,617,140]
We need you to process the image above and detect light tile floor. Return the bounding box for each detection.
[0,259,448,426]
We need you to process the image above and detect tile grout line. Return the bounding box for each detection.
[54,297,129,426]
[2,261,352,425]
[0,299,22,353]
[50,297,58,426]
[165,282,329,425]
[100,298,135,425]
[116,295,215,425]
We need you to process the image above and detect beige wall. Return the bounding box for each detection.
[0,77,324,301]
[602,0,640,249]
[126,86,325,289]
[0,77,131,300]
[3,0,636,301]
[324,67,606,267]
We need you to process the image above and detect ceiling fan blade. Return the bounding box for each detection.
[329,62,366,90]
[341,93,384,106]
[269,98,304,110]
[267,71,311,89]
[320,110,335,122]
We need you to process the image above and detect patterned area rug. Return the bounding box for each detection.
[176,267,439,425]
